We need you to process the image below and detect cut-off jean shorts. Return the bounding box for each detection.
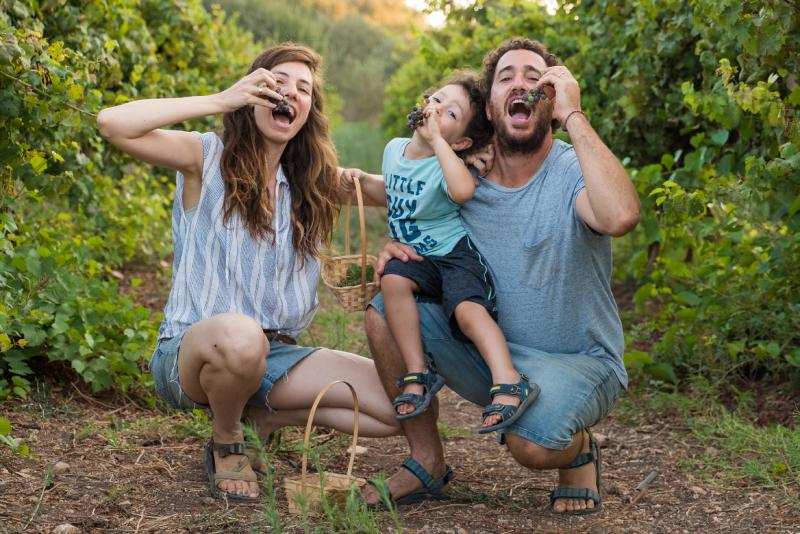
[370,293,623,450]
[148,331,318,411]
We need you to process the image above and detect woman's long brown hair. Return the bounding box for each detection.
[220,44,339,266]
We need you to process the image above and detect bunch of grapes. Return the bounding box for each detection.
[406,104,424,131]
[268,88,291,114]
[524,87,546,107]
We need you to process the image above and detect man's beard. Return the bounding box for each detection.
[493,101,553,155]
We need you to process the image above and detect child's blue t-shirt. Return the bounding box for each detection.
[382,137,466,256]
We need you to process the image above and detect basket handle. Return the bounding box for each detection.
[344,176,369,292]
[300,380,360,480]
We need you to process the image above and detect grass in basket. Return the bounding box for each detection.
[339,263,376,287]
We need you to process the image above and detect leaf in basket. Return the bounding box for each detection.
[340,263,375,287]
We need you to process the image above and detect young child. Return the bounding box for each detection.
[379,72,539,433]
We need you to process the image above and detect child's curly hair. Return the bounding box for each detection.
[440,71,494,157]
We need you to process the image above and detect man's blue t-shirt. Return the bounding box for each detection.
[460,139,628,388]
[382,138,466,256]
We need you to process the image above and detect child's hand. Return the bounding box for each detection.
[464,142,495,180]
[416,103,443,145]
[217,68,284,113]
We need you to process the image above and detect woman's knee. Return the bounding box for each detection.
[208,313,268,375]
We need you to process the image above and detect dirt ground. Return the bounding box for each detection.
[1,382,798,533]
[1,266,798,533]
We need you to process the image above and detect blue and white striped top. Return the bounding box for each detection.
[157,132,320,341]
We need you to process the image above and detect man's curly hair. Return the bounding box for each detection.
[481,37,561,96]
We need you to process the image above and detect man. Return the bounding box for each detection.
[362,37,640,515]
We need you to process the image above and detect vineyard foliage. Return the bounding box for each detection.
[0,0,798,401]
[383,0,799,382]
[0,0,258,398]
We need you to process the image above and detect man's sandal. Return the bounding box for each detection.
[392,369,446,421]
[549,429,602,515]
[366,457,454,509]
[478,374,540,434]
[203,441,259,502]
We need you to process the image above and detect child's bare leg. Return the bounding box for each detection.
[381,274,427,416]
[454,301,520,428]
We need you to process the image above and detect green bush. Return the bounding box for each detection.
[0,0,258,397]
[381,0,800,382]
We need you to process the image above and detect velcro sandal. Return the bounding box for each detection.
[392,369,446,421]
[478,374,540,434]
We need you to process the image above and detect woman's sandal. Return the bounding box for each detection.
[392,369,446,421]
[549,429,602,515]
[478,374,540,434]
[203,441,259,502]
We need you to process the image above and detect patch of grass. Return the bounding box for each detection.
[437,421,470,440]
[75,421,99,442]
[619,384,800,508]
[172,408,212,440]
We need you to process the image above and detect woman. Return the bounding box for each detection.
[97,44,400,502]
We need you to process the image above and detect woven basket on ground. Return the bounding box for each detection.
[283,380,365,515]
[321,177,379,312]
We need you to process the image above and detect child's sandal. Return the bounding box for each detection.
[478,374,540,434]
[392,369,446,421]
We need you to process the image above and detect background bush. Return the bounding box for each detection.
[1,0,798,401]
[0,0,258,397]
[381,0,800,384]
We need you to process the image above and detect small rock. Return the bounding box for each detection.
[689,485,707,496]
[53,525,80,534]
[201,496,216,505]
[474,503,486,510]
[346,445,368,455]
[52,461,70,474]
[457,528,468,534]
[593,432,609,448]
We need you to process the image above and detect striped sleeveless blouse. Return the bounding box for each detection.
[157,132,320,341]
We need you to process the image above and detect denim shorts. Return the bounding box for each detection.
[370,293,622,450]
[148,331,318,411]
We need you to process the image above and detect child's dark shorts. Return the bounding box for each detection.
[382,235,497,342]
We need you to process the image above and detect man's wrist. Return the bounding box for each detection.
[563,109,586,131]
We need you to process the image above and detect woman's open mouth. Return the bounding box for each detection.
[272,105,296,127]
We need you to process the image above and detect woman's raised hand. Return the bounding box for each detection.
[217,68,284,113]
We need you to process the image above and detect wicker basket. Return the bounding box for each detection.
[321,177,379,312]
[283,380,366,515]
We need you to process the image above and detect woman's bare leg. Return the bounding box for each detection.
[178,313,267,499]
[263,348,401,436]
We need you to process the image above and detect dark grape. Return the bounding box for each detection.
[268,88,291,114]
[524,87,546,107]
[406,103,425,130]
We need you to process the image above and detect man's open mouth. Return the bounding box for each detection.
[507,97,532,121]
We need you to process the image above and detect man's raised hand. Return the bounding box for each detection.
[537,66,582,125]
[375,241,423,287]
